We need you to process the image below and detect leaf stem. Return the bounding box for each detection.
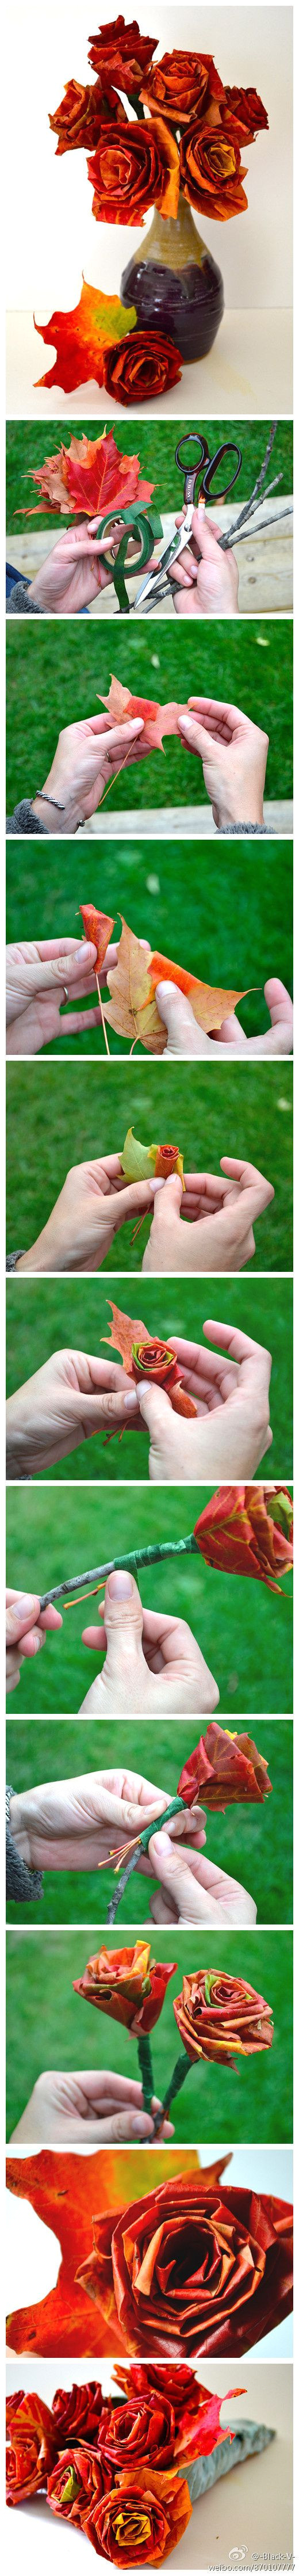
[152,2052,190,2132]
[95,973,110,1055]
[39,1534,197,1611]
[106,1797,184,1925]
[137,2032,154,2116]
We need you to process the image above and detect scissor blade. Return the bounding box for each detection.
[133,518,191,609]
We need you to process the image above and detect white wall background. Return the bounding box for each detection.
[5,2361,293,2571]
[6,5,293,311]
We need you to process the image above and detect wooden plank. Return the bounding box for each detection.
[6,497,293,616]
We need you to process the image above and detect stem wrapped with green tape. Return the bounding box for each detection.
[137,2031,155,2117]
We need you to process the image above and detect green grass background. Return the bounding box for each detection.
[6,835,293,1057]
[6,1275,293,1481]
[6,1055,293,1272]
[6,620,293,816]
[6,1925,293,2144]
[6,1716,293,1929]
[6,418,293,532]
[6,1485,293,1714]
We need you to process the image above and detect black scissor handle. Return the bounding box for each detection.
[202,441,242,501]
[174,431,210,505]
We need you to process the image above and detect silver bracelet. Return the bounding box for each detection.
[33,790,66,810]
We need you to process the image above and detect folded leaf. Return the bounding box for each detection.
[6,2149,199,2358]
[121,1127,185,1184]
[34,282,137,394]
[104,1298,150,1373]
[99,673,181,751]
[105,918,251,1051]
[105,919,164,1052]
[149,951,251,1037]
[79,904,115,970]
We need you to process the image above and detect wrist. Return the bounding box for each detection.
[9,1790,33,1863]
[216,789,264,828]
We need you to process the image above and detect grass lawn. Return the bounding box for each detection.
[6,418,293,531]
[6,1274,293,1481]
[6,619,293,816]
[5,835,293,1057]
[6,1924,293,2145]
[6,1057,293,1273]
[6,1716,293,1929]
[6,1485,293,1714]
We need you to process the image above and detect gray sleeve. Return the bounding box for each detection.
[218,822,271,835]
[7,581,41,613]
[6,802,48,833]
[6,1788,43,1903]
[6,1253,26,1272]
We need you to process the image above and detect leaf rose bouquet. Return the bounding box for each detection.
[35,17,268,401]
[7,2358,253,2559]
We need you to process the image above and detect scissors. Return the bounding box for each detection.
[133,430,242,611]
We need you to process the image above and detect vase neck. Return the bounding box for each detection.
[135,193,206,270]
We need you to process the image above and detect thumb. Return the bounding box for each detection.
[112,1177,160,1229]
[103,1569,145,1677]
[6,1592,41,1643]
[28,942,97,993]
[155,981,208,1057]
[178,710,220,763]
[194,512,222,565]
[137,1380,176,1462]
[149,1828,204,1922]
[148,1172,183,1234]
[105,2107,159,2141]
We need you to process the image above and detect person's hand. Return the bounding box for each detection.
[177,696,269,827]
[142,1159,274,1275]
[9,2071,174,2146]
[80,1569,218,1717]
[28,520,145,616]
[170,509,239,616]
[155,978,293,1059]
[6,1345,150,1474]
[6,934,122,1054]
[9,1765,205,1870]
[16,1155,166,1272]
[30,711,146,834]
[148,1833,257,1926]
[136,1325,273,1481]
[6,1590,62,1695]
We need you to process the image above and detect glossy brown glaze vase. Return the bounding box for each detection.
[121,196,224,364]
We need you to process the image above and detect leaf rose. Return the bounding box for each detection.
[98,2387,177,2472]
[177,1720,273,1811]
[107,2363,244,2464]
[73,1941,177,2033]
[6,2392,56,2504]
[85,2464,192,2563]
[76,2166,293,2358]
[47,2444,106,2523]
[141,49,224,122]
[193,1484,293,1590]
[52,2381,104,2442]
[224,85,269,140]
[174,1970,274,2068]
[180,115,248,220]
[49,78,122,155]
[88,18,158,98]
[102,331,182,406]
[87,117,179,224]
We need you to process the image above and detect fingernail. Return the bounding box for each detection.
[123,1389,138,1409]
[137,1379,151,1394]
[131,2113,152,2136]
[75,941,94,962]
[12,1594,37,1619]
[151,1828,170,1854]
[149,1176,164,1191]
[106,1569,134,1598]
[179,711,193,730]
